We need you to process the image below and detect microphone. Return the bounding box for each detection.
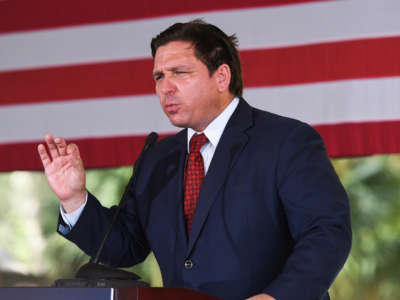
[54,132,159,287]
[92,131,158,264]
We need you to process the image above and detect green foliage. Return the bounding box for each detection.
[330,155,400,300]
[0,167,162,286]
[0,154,399,299]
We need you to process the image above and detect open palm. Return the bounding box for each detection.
[38,134,86,211]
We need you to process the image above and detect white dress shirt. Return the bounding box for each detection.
[187,97,239,174]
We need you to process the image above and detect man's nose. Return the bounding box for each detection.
[159,77,176,95]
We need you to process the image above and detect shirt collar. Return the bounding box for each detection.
[187,97,239,151]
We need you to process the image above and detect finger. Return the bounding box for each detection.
[37,144,52,168]
[45,134,60,159]
[67,143,83,166]
[54,137,67,156]
[66,143,79,155]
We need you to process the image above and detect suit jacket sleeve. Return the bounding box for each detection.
[263,123,352,300]
[57,188,151,268]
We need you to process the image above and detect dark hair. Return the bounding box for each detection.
[151,19,243,97]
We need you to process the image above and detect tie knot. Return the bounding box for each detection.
[189,133,208,153]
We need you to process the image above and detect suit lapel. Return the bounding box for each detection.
[187,99,253,254]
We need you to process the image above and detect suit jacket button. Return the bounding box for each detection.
[184,259,194,269]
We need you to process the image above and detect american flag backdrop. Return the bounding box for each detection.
[1,0,400,171]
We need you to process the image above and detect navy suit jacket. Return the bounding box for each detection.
[61,99,352,300]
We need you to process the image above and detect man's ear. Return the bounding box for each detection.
[214,64,231,93]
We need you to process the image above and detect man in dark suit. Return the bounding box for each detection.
[38,20,352,300]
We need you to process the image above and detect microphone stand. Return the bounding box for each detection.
[54,132,159,287]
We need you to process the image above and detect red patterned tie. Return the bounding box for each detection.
[184,133,208,237]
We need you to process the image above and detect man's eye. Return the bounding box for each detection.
[154,75,163,81]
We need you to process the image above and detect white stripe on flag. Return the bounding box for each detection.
[244,77,400,125]
[0,95,175,143]
[1,0,400,71]
[2,77,400,144]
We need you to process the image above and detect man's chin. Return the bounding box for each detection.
[168,118,187,129]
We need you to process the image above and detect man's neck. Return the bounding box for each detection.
[187,97,240,151]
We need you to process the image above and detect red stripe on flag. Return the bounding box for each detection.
[0,59,155,105]
[315,121,400,158]
[2,36,400,106]
[1,121,400,171]
[0,0,328,33]
[0,133,172,172]
[241,36,400,87]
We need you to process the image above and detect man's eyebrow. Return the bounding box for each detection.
[170,65,191,71]
[153,65,192,77]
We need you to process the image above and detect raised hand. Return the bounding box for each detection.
[37,134,86,213]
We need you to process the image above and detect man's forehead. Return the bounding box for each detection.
[153,41,198,70]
